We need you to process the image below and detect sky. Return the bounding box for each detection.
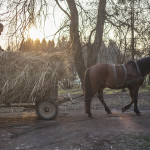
[0,0,67,50]
[0,0,128,50]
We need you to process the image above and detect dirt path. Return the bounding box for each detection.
[0,91,150,150]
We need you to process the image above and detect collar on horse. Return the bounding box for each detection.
[112,61,145,88]
[134,61,142,75]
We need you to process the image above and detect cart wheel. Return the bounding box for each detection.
[36,99,58,120]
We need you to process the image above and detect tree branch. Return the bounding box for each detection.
[88,28,96,44]
[55,0,71,19]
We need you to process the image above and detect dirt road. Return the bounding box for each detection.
[0,91,150,150]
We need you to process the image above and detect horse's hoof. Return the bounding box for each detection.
[107,112,112,114]
[134,109,141,116]
[88,114,94,118]
[122,108,125,113]
[136,112,141,116]
[106,110,112,114]
[105,109,112,114]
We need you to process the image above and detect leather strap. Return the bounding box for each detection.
[112,64,127,88]
[112,64,117,87]
[122,64,127,83]
[134,61,142,75]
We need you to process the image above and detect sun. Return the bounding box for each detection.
[28,27,44,41]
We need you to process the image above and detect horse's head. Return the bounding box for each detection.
[137,57,150,76]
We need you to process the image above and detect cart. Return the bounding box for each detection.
[0,84,60,120]
[0,51,81,120]
[0,84,83,120]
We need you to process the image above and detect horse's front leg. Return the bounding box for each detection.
[122,87,141,115]
[133,87,141,115]
[122,87,134,113]
[98,89,112,114]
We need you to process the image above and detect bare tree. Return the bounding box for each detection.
[1,0,149,87]
[86,0,106,67]
[105,0,150,60]
[65,0,86,85]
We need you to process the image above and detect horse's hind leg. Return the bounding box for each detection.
[98,89,112,114]
[85,96,93,118]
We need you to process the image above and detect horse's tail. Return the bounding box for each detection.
[84,69,92,98]
[84,68,93,115]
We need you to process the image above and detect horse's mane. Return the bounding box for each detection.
[137,57,150,64]
[125,57,150,76]
[137,57,150,76]
[126,57,150,65]
[126,60,134,65]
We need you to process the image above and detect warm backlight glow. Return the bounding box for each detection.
[28,27,44,41]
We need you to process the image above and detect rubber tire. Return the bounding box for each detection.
[36,99,58,120]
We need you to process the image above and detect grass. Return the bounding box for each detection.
[58,84,150,96]
[104,85,150,94]
[58,85,83,96]
[139,85,150,93]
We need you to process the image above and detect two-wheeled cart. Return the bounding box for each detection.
[0,86,83,120]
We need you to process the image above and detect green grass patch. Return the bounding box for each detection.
[58,84,150,96]
[104,88,122,94]
[58,85,82,96]
[139,85,150,93]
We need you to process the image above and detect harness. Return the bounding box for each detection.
[112,64,127,88]
[134,61,142,75]
[112,61,145,88]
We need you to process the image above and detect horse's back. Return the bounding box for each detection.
[89,63,127,91]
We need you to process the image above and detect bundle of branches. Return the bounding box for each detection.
[0,51,71,104]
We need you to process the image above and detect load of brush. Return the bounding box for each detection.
[0,51,71,105]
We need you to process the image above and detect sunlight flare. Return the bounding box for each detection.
[28,27,44,41]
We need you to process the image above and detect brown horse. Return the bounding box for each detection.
[84,57,150,118]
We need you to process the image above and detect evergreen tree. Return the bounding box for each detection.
[34,39,41,51]
[47,40,55,53]
[19,38,34,52]
[41,38,47,52]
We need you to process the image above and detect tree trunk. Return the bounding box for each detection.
[87,0,106,68]
[66,0,86,86]
[131,0,135,60]
[66,0,106,86]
